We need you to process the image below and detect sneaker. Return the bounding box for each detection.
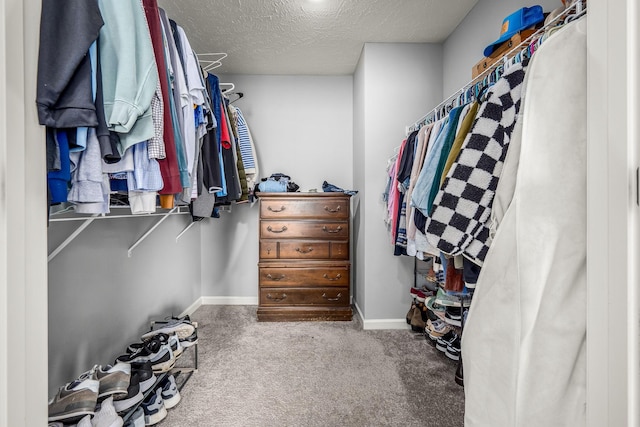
[48,375,99,422]
[142,318,195,341]
[445,335,462,361]
[159,374,181,409]
[96,363,131,399]
[444,307,463,327]
[131,361,156,393]
[116,342,175,373]
[434,287,471,308]
[425,296,446,319]
[112,372,144,413]
[129,334,182,359]
[123,407,145,427]
[436,331,458,353]
[92,396,124,427]
[426,319,451,340]
[179,330,198,348]
[142,388,167,425]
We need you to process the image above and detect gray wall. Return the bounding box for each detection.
[200,74,354,297]
[352,49,366,311]
[48,214,201,396]
[442,0,562,95]
[354,43,443,321]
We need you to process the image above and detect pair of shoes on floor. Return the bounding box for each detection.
[116,336,176,374]
[436,330,461,361]
[142,316,196,341]
[425,318,452,341]
[49,396,123,427]
[140,374,181,426]
[49,363,130,423]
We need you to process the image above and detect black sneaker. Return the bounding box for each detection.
[116,341,175,373]
[444,306,462,324]
[128,333,182,359]
[131,360,156,393]
[445,335,461,361]
[112,372,143,413]
[436,331,458,353]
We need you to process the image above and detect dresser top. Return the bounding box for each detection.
[258,192,352,198]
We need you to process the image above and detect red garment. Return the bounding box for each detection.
[219,101,231,149]
[142,0,181,194]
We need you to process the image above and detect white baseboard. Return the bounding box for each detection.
[354,300,410,330]
[179,297,203,318]
[201,296,259,305]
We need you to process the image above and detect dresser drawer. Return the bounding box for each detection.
[259,241,349,260]
[260,221,348,239]
[260,197,349,220]
[278,241,330,259]
[260,287,350,307]
[259,265,349,287]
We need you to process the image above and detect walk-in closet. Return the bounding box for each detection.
[0,0,638,426]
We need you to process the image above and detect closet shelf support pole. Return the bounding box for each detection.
[176,221,199,242]
[127,207,178,257]
[47,215,98,263]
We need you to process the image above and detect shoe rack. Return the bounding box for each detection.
[149,319,199,391]
[120,319,198,424]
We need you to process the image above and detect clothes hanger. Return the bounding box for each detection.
[197,52,228,72]
[219,82,235,93]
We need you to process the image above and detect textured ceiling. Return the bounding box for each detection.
[157,0,478,75]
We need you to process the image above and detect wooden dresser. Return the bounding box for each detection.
[257,192,353,322]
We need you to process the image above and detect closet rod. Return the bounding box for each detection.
[407,0,586,131]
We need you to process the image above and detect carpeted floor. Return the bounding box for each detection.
[158,305,464,427]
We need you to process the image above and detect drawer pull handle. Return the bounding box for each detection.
[266,293,287,302]
[324,205,341,213]
[267,225,288,233]
[322,292,342,301]
[266,274,286,281]
[295,247,314,254]
[322,225,342,234]
[323,273,342,281]
[267,205,286,213]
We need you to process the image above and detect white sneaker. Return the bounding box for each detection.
[48,375,99,422]
[159,375,181,409]
[92,396,123,427]
[142,318,195,340]
[142,388,167,425]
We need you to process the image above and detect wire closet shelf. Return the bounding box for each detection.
[407,0,587,132]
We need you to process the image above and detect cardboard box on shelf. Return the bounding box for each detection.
[471,29,535,79]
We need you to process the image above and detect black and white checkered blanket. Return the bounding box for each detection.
[425,63,526,265]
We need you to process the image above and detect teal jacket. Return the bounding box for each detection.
[98,0,158,153]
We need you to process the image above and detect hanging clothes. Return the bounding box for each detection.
[142,0,182,197]
[36,0,103,130]
[97,0,158,153]
[463,16,587,427]
[424,62,527,265]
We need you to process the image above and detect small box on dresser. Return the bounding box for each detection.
[257,192,353,322]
